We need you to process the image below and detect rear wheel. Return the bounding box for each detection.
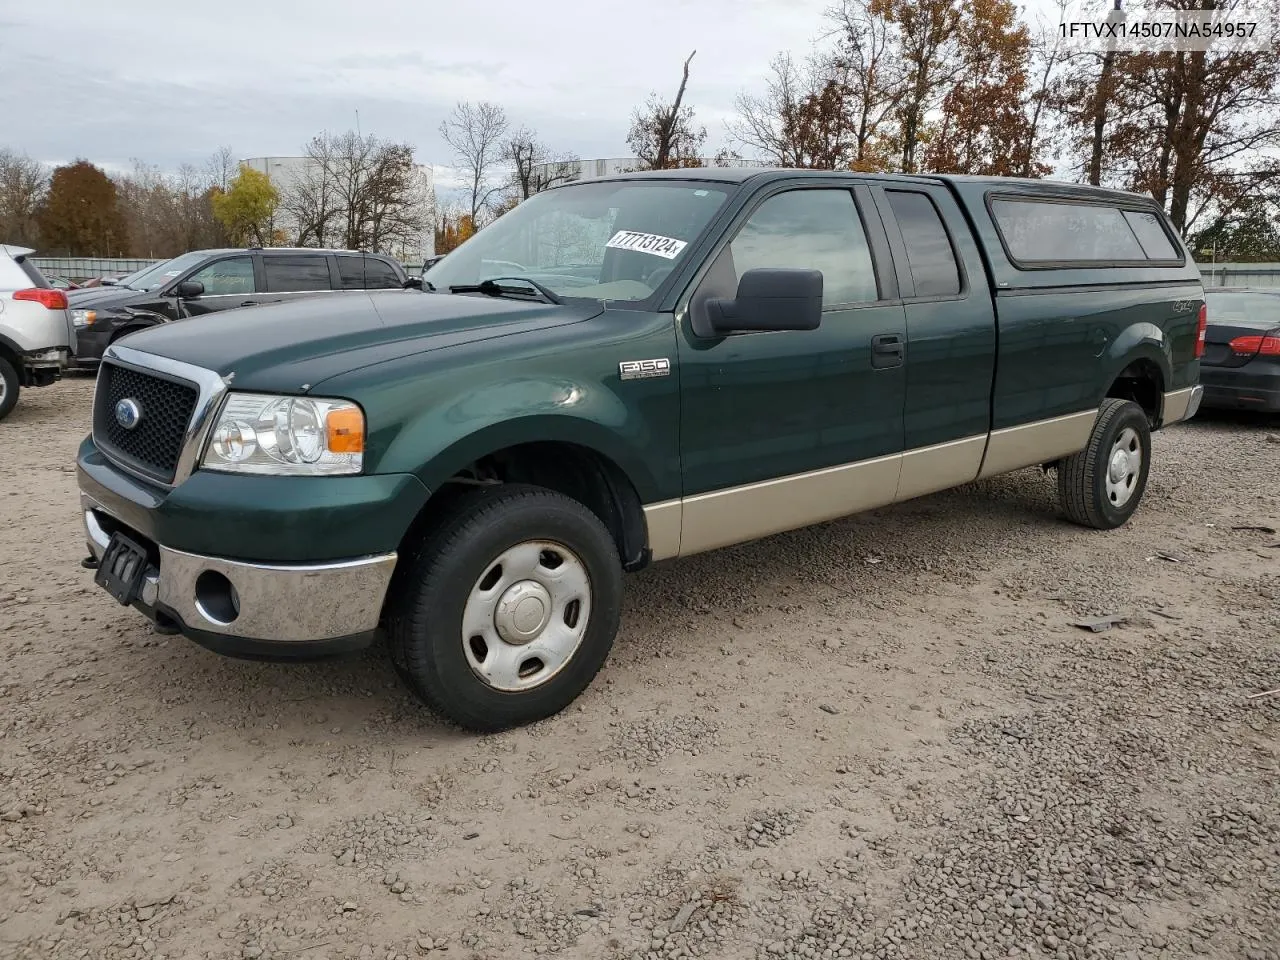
[387,484,623,732]
[0,356,19,423]
[1056,398,1151,529]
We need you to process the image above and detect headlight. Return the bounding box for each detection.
[72,310,97,327]
[200,393,365,476]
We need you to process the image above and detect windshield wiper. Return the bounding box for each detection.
[448,277,562,305]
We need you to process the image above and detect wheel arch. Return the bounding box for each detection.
[400,431,655,574]
[1102,326,1171,426]
[0,334,20,371]
[107,310,167,344]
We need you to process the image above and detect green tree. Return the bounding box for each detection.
[35,159,128,256]
[212,165,279,246]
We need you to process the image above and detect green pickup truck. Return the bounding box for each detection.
[77,169,1205,731]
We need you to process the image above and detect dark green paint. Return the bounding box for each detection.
[314,309,683,503]
[79,436,429,562]
[78,170,1205,565]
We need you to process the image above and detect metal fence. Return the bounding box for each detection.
[30,256,1280,289]
[30,258,159,281]
[1200,263,1280,288]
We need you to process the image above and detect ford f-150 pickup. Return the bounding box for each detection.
[76,168,1205,731]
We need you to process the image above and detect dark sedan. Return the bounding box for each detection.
[1199,287,1280,413]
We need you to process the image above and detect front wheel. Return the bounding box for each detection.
[0,356,20,422]
[386,484,623,732]
[1056,398,1152,530]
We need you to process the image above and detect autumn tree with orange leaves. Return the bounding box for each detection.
[925,0,1049,177]
[1052,0,1280,235]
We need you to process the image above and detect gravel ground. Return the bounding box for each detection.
[1,375,1277,960]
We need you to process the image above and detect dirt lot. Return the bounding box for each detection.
[0,375,1277,960]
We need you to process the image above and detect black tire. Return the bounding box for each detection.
[386,483,623,732]
[0,356,19,423]
[1057,398,1152,530]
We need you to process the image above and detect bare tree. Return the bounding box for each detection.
[730,52,819,165]
[114,159,226,257]
[826,0,905,169]
[627,50,708,169]
[206,145,237,193]
[504,127,579,200]
[280,130,429,255]
[1018,0,1071,177]
[282,134,343,247]
[0,149,48,246]
[360,142,431,254]
[439,101,510,224]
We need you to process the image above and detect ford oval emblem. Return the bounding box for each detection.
[115,398,143,430]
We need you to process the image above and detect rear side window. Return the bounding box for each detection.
[338,256,402,290]
[1122,210,1180,259]
[886,190,961,297]
[18,258,51,289]
[990,198,1181,265]
[263,256,333,292]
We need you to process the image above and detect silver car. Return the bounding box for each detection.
[0,244,76,422]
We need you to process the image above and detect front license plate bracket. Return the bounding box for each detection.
[94,532,150,605]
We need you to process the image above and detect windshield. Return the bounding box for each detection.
[122,251,208,292]
[424,180,731,304]
[1206,291,1280,322]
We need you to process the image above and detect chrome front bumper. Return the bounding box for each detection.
[83,496,397,645]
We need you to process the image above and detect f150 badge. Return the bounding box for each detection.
[619,358,671,380]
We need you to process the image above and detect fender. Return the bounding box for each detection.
[106,306,169,337]
[370,373,664,503]
[1098,321,1171,398]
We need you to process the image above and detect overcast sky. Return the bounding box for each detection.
[7,0,1090,198]
[5,0,857,187]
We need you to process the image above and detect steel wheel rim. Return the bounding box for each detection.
[1105,426,1142,508]
[461,539,592,692]
[0,370,7,406]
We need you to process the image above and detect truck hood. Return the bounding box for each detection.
[116,290,603,392]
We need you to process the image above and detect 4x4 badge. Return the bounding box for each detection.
[619,358,671,381]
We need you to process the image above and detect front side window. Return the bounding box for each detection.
[725,188,879,307]
[422,180,731,304]
[263,256,332,292]
[188,256,255,296]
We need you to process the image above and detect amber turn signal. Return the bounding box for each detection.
[326,406,365,454]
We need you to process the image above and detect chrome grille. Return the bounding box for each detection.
[93,360,199,484]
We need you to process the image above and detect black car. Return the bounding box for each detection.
[1199,287,1280,413]
[68,247,414,368]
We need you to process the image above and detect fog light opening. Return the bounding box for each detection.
[195,570,241,625]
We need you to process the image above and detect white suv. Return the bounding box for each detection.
[0,244,75,422]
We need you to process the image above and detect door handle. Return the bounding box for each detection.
[239,301,257,307]
[871,333,904,368]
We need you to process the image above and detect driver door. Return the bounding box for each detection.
[675,182,908,555]
[174,255,259,317]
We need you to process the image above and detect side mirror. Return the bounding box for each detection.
[175,280,204,299]
[402,276,424,290]
[707,268,823,334]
